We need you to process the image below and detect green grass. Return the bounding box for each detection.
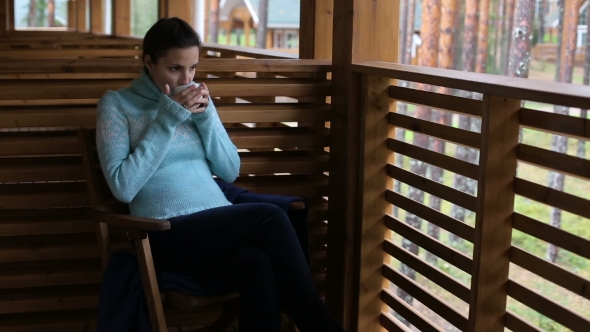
[390,118,590,331]
[217,31,257,47]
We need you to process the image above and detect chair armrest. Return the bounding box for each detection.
[92,210,171,232]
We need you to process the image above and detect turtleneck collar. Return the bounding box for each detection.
[131,68,163,101]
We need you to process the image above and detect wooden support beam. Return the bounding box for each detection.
[299,0,334,59]
[112,0,131,36]
[468,95,521,332]
[68,0,76,30]
[77,0,88,32]
[0,0,7,36]
[7,0,12,30]
[167,0,194,25]
[89,0,104,34]
[327,0,399,330]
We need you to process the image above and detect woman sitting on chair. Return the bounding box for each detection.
[95,17,343,332]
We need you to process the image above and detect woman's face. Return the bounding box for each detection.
[144,46,200,94]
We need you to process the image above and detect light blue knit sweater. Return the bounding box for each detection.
[96,69,240,219]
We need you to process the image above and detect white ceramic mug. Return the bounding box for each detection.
[171,82,201,95]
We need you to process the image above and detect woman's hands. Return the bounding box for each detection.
[165,82,210,114]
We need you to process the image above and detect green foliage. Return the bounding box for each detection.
[131,0,158,37]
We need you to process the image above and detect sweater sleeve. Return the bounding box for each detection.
[96,91,192,203]
[190,98,240,183]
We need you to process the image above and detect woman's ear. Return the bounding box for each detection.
[144,55,154,72]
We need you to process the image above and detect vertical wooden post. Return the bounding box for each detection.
[90,0,104,34]
[158,0,168,19]
[112,0,131,36]
[68,0,76,30]
[0,0,7,36]
[328,0,399,330]
[166,0,194,25]
[357,74,394,331]
[7,0,13,31]
[77,0,88,32]
[299,0,334,59]
[468,95,521,332]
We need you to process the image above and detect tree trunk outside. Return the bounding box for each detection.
[476,0,490,73]
[209,0,220,43]
[538,0,546,43]
[547,0,580,263]
[256,0,268,48]
[453,1,466,70]
[507,0,536,78]
[398,0,440,307]
[28,0,37,27]
[494,0,505,73]
[394,0,416,220]
[581,2,590,159]
[426,0,457,263]
[48,0,55,27]
[502,0,516,75]
[450,0,478,243]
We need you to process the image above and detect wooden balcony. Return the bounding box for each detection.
[0,0,589,331]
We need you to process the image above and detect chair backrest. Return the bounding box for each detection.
[78,128,132,270]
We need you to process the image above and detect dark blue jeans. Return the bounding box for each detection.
[148,203,343,332]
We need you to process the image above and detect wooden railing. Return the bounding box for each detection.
[0,52,331,330]
[200,42,298,60]
[352,61,590,332]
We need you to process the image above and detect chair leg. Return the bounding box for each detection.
[135,237,168,332]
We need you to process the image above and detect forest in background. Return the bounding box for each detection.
[394,1,589,331]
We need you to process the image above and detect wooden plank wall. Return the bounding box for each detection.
[0,34,332,331]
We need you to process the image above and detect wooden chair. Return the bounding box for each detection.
[77,128,305,332]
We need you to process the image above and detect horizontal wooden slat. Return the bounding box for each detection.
[0,132,79,156]
[201,42,298,59]
[240,153,329,174]
[386,190,475,242]
[217,103,331,123]
[389,112,480,148]
[0,309,99,332]
[518,144,590,180]
[0,48,141,58]
[0,266,101,289]
[0,103,330,129]
[389,85,482,117]
[0,156,84,182]
[514,178,590,219]
[234,175,329,199]
[352,61,590,110]
[0,285,100,314]
[512,213,590,260]
[384,215,473,273]
[387,164,477,211]
[380,312,414,332]
[504,311,544,332]
[384,239,470,302]
[0,58,330,74]
[0,78,330,102]
[507,280,590,332]
[381,289,443,332]
[0,233,98,263]
[0,182,89,209]
[228,127,330,149]
[0,209,93,236]
[520,107,590,140]
[511,246,590,300]
[0,72,138,79]
[388,139,479,180]
[382,264,468,331]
